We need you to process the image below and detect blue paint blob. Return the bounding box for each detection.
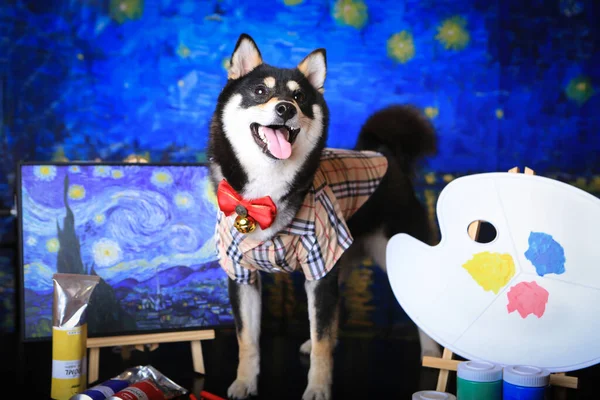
[524,232,566,276]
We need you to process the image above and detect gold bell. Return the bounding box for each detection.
[234,215,256,234]
[234,205,256,234]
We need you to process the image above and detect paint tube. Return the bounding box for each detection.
[51,273,101,400]
[108,365,188,400]
[199,391,226,400]
[70,366,149,400]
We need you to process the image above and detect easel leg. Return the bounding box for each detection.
[88,347,100,384]
[553,373,568,400]
[435,348,454,392]
[191,340,205,375]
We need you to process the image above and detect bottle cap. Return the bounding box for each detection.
[503,365,550,387]
[412,391,457,400]
[457,360,503,382]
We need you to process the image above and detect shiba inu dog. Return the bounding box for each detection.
[207,33,440,400]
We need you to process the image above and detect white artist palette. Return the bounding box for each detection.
[387,172,600,372]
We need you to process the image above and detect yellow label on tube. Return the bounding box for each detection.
[51,324,87,399]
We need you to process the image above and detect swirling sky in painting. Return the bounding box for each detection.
[20,164,232,339]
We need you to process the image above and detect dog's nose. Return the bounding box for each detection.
[275,102,297,121]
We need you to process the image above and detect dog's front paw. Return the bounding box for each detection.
[227,378,258,399]
[302,385,330,400]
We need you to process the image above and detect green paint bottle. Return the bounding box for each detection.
[457,361,503,400]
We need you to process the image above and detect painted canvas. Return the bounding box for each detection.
[18,163,233,341]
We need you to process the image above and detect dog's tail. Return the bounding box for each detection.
[354,104,436,176]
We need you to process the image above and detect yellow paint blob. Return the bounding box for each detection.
[68,184,86,200]
[435,16,470,51]
[46,238,60,253]
[424,172,436,185]
[333,0,368,29]
[443,174,454,183]
[462,251,515,294]
[177,43,191,58]
[424,106,439,119]
[387,31,415,63]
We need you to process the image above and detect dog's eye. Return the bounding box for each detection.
[293,90,306,103]
[254,85,267,96]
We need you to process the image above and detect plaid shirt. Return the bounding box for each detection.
[214,148,389,284]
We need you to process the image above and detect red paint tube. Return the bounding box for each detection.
[199,391,226,400]
[109,380,165,400]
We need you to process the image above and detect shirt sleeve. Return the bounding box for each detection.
[319,151,388,221]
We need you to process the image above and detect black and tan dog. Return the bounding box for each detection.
[207,33,440,400]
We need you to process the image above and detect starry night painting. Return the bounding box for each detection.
[18,163,233,340]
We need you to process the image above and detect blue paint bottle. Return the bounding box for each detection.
[503,365,550,400]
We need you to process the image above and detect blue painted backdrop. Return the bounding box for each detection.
[0,0,598,333]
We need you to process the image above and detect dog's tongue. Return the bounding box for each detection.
[259,126,292,159]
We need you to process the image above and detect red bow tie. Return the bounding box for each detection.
[217,179,277,230]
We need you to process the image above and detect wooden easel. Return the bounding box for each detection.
[87,329,215,383]
[85,155,216,384]
[421,166,579,392]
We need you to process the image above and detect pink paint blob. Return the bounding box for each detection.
[506,281,549,318]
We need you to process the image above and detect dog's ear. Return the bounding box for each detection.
[297,49,327,94]
[228,34,263,80]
